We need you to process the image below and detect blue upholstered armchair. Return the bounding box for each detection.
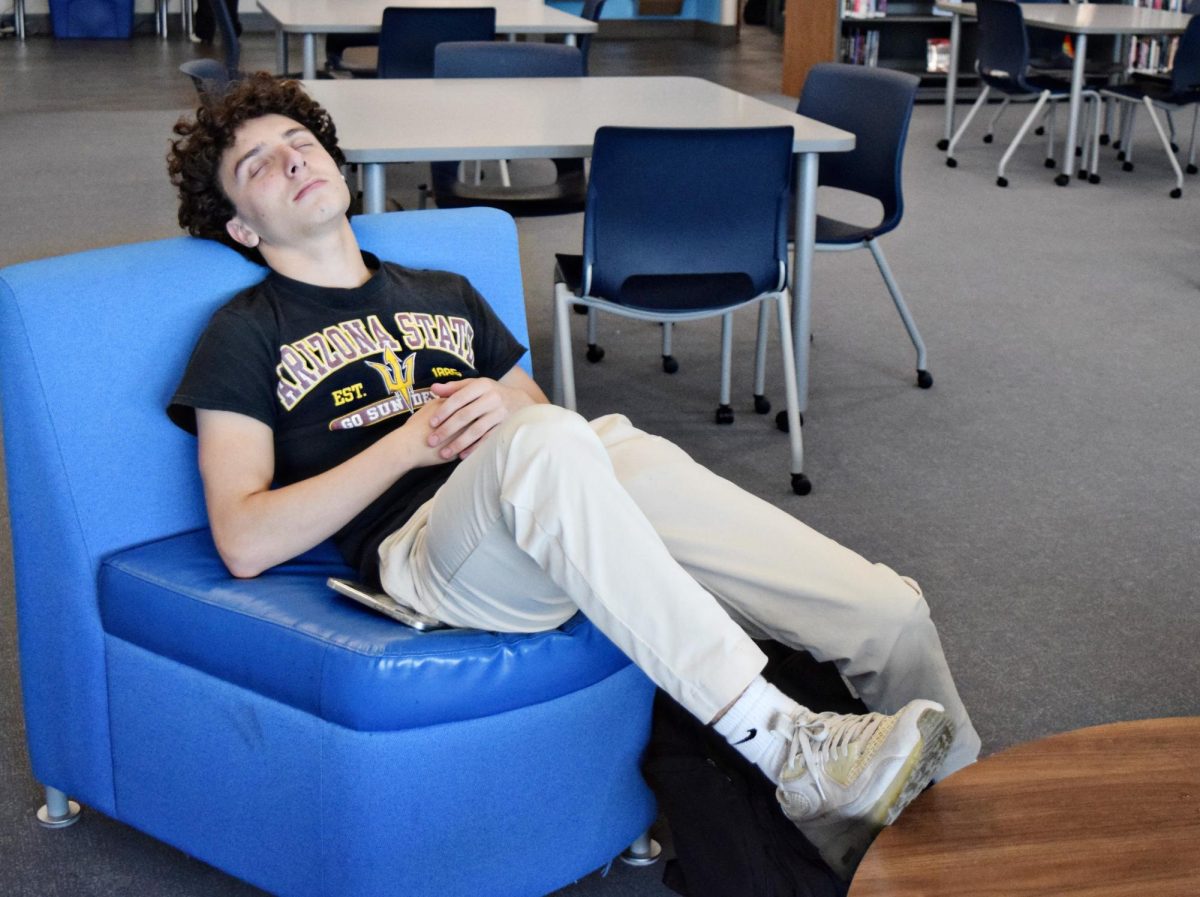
[0,209,656,896]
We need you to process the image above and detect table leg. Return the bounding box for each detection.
[16,0,26,40]
[276,29,289,76]
[303,33,317,80]
[941,12,962,151]
[1058,32,1087,185]
[363,164,386,215]
[183,0,193,38]
[566,34,578,47]
[791,151,818,417]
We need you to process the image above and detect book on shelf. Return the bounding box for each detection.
[843,0,887,19]
[843,28,881,66]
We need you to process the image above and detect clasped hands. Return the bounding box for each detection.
[413,377,535,464]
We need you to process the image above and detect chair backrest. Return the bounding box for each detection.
[579,0,607,75]
[434,41,584,78]
[0,208,527,808]
[974,0,1034,93]
[797,62,918,237]
[1171,15,1200,95]
[180,0,240,93]
[583,126,793,311]
[377,6,497,78]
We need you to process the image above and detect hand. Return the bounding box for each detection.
[426,377,535,460]
[392,397,460,469]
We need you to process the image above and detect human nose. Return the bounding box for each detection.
[282,145,306,177]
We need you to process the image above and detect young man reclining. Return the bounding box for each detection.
[165,73,981,879]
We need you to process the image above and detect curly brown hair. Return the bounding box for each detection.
[167,72,346,254]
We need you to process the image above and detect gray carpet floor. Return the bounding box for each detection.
[1,20,1198,897]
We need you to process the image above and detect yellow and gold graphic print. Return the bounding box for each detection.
[276,312,476,412]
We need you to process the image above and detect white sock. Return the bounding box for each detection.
[712,676,805,783]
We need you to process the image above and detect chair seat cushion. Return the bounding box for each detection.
[815,214,875,245]
[98,529,634,731]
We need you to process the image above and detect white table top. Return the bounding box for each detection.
[258,0,597,35]
[302,76,856,163]
[934,1,1192,34]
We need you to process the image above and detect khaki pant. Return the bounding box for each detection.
[380,404,980,776]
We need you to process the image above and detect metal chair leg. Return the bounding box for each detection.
[37,786,81,829]
[998,90,1051,185]
[946,85,991,166]
[552,282,578,409]
[866,238,930,388]
[716,314,734,423]
[620,830,663,866]
[752,301,771,414]
[774,290,809,495]
[1140,96,1185,197]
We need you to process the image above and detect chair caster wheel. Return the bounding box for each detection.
[586,344,605,363]
[1077,169,1089,180]
[791,473,812,496]
[1075,146,1083,158]
[1170,187,1182,198]
[982,133,994,144]
[1088,173,1101,184]
[1054,173,1070,186]
[945,157,958,168]
[1171,142,1180,153]
[937,138,949,150]
[1099,133,1110,146]
[572,303,588,315]
[715,404,734,425]
[1116,150,1126,161]
[1187,164,1198,175]
[996,177,1008,188]
[1044,158,1056,169]
[775,410,803,433]
[916,369,933,389]
[662,355,678,374]
[1122,161,1134,172]
[753,394,771,414]
[1035,126,1045,136]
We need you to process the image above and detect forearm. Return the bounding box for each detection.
[203,423,435,578]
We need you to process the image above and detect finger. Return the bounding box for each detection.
[428,380,489,428]
[430,378,474,398]
[439,412,500,459]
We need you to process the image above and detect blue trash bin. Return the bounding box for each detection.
[50,0,134,37]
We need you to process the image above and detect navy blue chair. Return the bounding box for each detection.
[421,43,588,217]
[946,0,1101,187]
[552,126,810,495]
[578,0,608,75]
[1103,16,1200,198]
[377,7,497,79]
[799,63,932,392]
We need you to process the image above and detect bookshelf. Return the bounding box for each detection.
[1128,0,1187,75]
[782,0,978,96]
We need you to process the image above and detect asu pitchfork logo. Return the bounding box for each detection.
[328,348,434,431]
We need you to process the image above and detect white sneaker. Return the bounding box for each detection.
[773,699,953,879]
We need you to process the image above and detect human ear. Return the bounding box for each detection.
[225,216,261,249]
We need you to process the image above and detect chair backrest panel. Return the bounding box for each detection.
[434,41,583,78]
[584,126,793,309]
[798,63,918,237]
[974,0,1034,93]
[1171,16,1200,95]
[378,6,497,79]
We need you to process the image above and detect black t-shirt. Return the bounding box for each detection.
[168,253,526,581]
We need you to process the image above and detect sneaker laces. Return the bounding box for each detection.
[779,711,887,804]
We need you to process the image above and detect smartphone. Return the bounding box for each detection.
[326,577,447,631]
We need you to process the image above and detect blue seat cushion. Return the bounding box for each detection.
[98,529,635,731]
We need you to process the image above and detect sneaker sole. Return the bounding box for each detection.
[872,706,954,829]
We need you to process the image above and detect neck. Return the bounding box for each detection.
[260,218,372,289]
